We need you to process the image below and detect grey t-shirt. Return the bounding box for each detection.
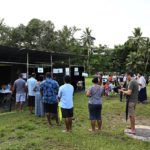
[14,78,26,94]
[88,86,103,105]
[128,80,139,102]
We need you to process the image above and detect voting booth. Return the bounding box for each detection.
[0,45,86,91]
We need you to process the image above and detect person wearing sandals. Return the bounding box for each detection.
[86,78,104,133]
[34,75,45,117]
[120,71,138,135]
[58,76,74,133]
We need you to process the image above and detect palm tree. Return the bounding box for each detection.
[81,28,95,75]
[142,38,150,72]
[128,27,146,53]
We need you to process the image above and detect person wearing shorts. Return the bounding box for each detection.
[58,76,74,133]
[121,71,138,134]
[86,78,104,133]
[13,74,26,112]
[27,73,37,114]
[40,72,60,127]
[128,102,136,117]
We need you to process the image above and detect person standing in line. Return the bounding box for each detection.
[40,72,60,127]
[13,74,26,112]
[118,73,127,102]
[137,73,147,103]
[58,76,74,133]
[86,78,104,133]
[121,71,139,134]
[27,73,37,114]
[34,75,45,117]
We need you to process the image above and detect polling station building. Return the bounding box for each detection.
[0,45,86,91]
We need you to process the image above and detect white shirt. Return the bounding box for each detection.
[112,75,117,81]
[102,75,108,82]
[123,76,127,82]
[27,77,37,96]
[138,76,146,91]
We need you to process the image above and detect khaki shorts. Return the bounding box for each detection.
[128,102,136,117]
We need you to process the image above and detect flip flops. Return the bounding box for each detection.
[125,130,136,135]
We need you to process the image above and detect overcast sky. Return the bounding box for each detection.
[1,0,150,48]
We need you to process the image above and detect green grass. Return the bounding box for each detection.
[0,78,150,150]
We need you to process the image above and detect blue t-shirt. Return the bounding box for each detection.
[40,78,59,104]
[27,77,37,96]
[58,84,74,109]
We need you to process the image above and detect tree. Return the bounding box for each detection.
[0,19,12,46]
[81,27,95,75]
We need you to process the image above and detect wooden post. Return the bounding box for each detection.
[69,56,71,76]
[51,55,53,78]
[27,52,29,79]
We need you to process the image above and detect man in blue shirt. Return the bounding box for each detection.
[58,76,74,133]
[27,73,37,114]
[40,72,60,127]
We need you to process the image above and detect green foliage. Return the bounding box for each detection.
[1,18,150,73]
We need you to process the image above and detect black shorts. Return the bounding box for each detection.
[28,96,35,107]
[44,103,58,114]
[61,108,73,118]
[88,104,102,120]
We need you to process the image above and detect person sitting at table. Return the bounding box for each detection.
[6,82,13,91]
[13,74,27,112]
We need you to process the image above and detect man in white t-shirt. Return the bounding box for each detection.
[137,73,147,102]
[27,73,37,114]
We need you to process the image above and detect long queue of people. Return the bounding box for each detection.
[9,71,147,134]
[13,72,73,133]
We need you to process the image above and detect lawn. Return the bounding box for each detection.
[0,78,150,150]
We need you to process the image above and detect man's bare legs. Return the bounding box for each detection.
[64,118,70,132]
[54,113,60,125]
[69,118,72,131]
[20,102,23,112]
[63,117,72,132]
[15,102,18,112]
[46,113,52,127]
[29,106,34,114]
[130,116,135,133]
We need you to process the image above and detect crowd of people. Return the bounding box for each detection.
[3,71,149,134]
[13,72,74,133]
[88,71,148,134]
[94,72,148,103]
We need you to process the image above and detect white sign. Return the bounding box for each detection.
[82,73,88,77]
[58,68,63,73]
[74,67,78,72]
[53,68,63,74]
[53,69,58,74]
[38,67,44,73]
[65,68,70,76]
[22,73,27,79]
